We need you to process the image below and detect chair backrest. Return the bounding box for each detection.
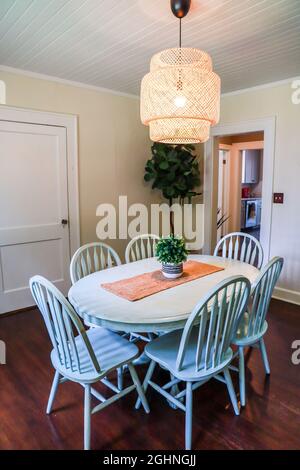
[70,242,121,284]
[176,276,251,374]
[242,256,283,340]
[29,275,101,375]
[213,232,263,269]
[125,234,159,263]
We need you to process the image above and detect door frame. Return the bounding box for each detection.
[203,117,276,262]
[218,144,231,238]
[0,105,80,256]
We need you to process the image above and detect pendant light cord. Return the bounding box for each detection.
[179,18,182,48]
[178,18,182,90]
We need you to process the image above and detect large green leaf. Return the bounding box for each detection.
[159,161,169,170]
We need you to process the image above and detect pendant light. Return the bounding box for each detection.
[140,0,220,144]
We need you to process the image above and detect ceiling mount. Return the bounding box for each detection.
[170,0,191,19]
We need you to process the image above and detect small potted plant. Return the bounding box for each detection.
[156,235,188,279]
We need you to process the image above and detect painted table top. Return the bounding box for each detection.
[68,255,259,332]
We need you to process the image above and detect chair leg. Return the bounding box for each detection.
[185,382,193,451]
[84,384,91,450]
[135,359,156,410]
[259,338,270,375]
[117,366,123,391]
[224,368,240,416]
[238,346,246,407]
[46,370,60,415]
[168,373,181,409]
[128,363,150,414]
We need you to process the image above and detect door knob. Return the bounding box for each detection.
[61,219,68,225]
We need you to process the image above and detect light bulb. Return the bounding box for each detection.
[174,95,187,108]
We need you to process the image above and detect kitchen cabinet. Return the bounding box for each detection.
[241,150,260,184]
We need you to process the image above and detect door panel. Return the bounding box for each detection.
[1,240,63,291]
[0,121,70,313]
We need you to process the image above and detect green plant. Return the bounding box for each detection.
[156,235,188,265]
[144,143,201,204]
[217,208,230,230]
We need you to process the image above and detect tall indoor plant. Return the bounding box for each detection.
[144,143,201,233]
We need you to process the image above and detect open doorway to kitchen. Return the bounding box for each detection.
[217,132,264,244]
[203,117,275,263]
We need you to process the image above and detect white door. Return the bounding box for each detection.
[0,120,70,314]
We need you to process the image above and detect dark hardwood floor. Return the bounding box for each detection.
[0,299,299,450]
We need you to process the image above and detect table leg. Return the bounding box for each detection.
[132,332,155,366]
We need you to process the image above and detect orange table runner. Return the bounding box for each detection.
[101,260,224,302]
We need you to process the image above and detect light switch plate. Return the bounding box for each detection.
[273,193,284,204]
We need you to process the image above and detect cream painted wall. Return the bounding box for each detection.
[219,81,300,298]
[0,70,156,259]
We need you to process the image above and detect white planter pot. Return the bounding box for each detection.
[162,262,183,279]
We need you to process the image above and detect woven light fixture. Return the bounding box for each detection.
[141,0,220,144]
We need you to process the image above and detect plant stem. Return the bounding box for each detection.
[169,198,174,235]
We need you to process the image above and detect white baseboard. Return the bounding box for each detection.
[272,287,300,306]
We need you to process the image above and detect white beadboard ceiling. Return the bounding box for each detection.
[0,0,299,95]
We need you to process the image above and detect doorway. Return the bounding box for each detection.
[0,106,79,314]
[217,133,264,243]
[203,117,276,261]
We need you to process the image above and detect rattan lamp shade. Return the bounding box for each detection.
[141,48,220,144]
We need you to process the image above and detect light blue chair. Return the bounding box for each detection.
[70,242,121,285]
[70,242,124,388]
[232,256,283,406]
[29,275,149,450]
[214,232,263,269]
[136,276,251,450]
[125,234,159,263]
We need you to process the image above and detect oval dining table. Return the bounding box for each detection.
[68,254,259,333]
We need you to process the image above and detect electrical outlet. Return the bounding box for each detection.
[273,193,284,204]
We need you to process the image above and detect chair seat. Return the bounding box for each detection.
[51,327,139,383]
[145,328,233,381]
[232,312,268,346]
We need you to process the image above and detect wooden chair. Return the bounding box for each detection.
[70,242,121,285]
[125,234,159,264]
[213,232,263,269]
[29,275,149,450]
[136,276,251,450]
[231,256,283,406]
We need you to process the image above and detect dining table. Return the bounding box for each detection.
[68,254,259,334]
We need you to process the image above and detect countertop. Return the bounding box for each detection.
[241,197,262,201]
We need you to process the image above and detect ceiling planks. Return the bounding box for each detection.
[0,0,299,95]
